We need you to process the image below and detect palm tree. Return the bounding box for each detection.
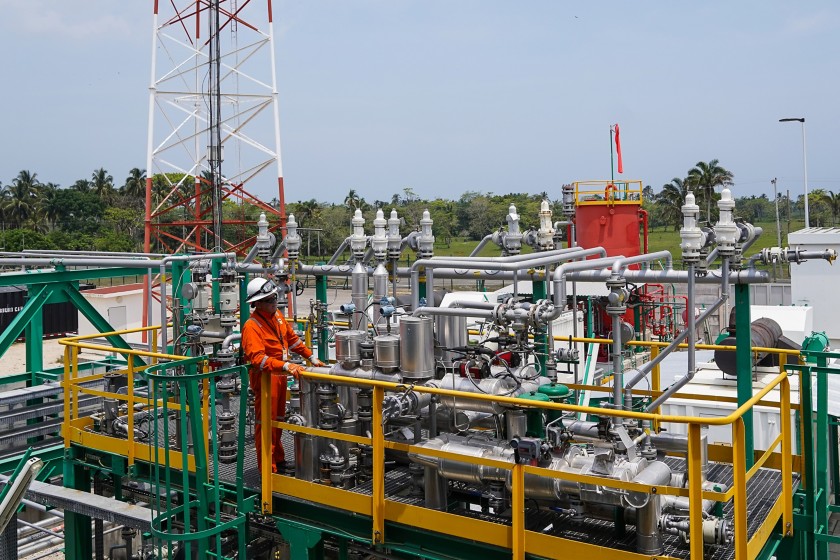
[122,168,146,199]
[344,189,360,210]
[70,179,92,193]
[687,159,734,223]
[296,199,321,226]
[656,177,692,231]
[37,183,62,230]
[2,170,41,227]
[91,168,115,202]
[818,190,840,226]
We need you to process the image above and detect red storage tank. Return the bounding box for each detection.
[573,180,644,261]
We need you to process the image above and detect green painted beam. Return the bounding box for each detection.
[63,456,93,560]
[0,267,144,287]
[0,444,64,476]
[735,284,754,469]
[316,275,329,362]
[272,496,522,560]
[532,278,548,374]
[0,284,49,363]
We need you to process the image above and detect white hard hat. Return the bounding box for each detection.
[246,277,278,304]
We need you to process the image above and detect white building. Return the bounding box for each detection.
[788,227,840,347]
[78,283,147,345]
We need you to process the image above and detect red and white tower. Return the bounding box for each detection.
[143,0,287,255]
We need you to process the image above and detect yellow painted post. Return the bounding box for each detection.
[511,463,525,560]
[71,347,79,424]
[128,361,135,467]
[651,345,661,431]
[152,329,159,365]
[63,346,71,448]
[732,419,748,557]
[202,377,210,480]
[781,376,793,536]
[687,423,704,560]
[372,385,385,545]
[261,370,272,514]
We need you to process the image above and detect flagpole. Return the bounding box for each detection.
[610,125,615,185]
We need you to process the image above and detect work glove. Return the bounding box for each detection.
[283,362,306,378]
[310,357,325,367]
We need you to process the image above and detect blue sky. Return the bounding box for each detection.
[1,1,838,205]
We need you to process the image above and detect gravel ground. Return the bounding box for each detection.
[0,338,109,378]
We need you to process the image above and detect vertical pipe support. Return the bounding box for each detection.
[799,365,816,558]
[316,275,329,363]
[732,418,748,558]
[532,278,548,374]
[816,357,829,559]
[261,369,272,514]
[512,463,525,559]
[650,345,661,432]
[687,423,703,560]
[127,360,135,467]
[781,375,793,536]
[735,284,754,468]
[63,346,71,448]
[372,386,385,545]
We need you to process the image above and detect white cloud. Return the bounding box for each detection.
[0,1,136,40]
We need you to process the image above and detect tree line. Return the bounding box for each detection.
[0,159,832,256]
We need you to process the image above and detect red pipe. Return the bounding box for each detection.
[639,208,649,255]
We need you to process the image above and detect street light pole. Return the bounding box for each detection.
[779,117,810,227]
[771,178,782,247]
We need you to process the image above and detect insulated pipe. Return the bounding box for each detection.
[552,256,627,306]
[372,263,389,327]
[412,247,608,312]
[611,312,623,407]
[623,295,727,391]
[351,262,368,331]
[326,238,351,265]
[0,258,160,267]
[427,253,585,307]
[687,263,697,393]
[566,267,770,285]
[610,251,673,274]
[413,307,495,320]
[269,238,288,264]
[705,247,720,266]
[22,249,166,258]
[221,333,241,350]
[298,264,555,282]
[741,226,763,254]
[289,257,298,319]
[446,300,498,310]
[241,244,261,265]
[646,259,730,411]
[435,246,588,264]
[469,234,495,257]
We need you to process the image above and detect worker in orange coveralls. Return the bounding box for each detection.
[241,277,324,473]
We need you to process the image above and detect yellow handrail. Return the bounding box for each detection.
[58,325,794,560]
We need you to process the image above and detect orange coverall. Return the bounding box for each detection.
[241,308,313,472]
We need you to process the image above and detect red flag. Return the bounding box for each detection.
[615,124,623,174]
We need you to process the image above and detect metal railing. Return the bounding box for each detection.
[59,327,800,560]
[573,179,644,206]
[271,356,795,560]
[60,326,250,559]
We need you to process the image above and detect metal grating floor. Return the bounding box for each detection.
[452,457,797,560]
[207,400,795,560]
